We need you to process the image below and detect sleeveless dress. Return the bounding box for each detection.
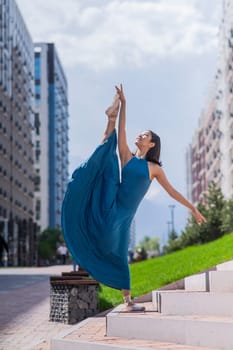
[61,130,151,290]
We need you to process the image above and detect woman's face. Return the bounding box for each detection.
[135,130,154,148]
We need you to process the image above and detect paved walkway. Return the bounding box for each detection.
[59,316,219,350]
[0,266,220,350]
[0,265,73,350]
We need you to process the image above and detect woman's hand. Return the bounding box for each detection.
[192,207,207,225]
[115,84,126,104]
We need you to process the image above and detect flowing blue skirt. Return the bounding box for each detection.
[61,131,131,290]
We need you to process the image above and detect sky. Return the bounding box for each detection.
[17,0,222,246]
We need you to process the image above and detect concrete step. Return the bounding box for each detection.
[106,304,233,350]
[184,272,209,292]
[216,260,233,271]
[153,290,233,317]
[52,310,219,350]
[209,271,233,292]
[184,271,233,292]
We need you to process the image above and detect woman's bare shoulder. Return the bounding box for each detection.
[148,161,163,180]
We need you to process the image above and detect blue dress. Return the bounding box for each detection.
[61,130,151,290]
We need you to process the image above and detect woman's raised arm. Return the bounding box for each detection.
[115,85,132,167]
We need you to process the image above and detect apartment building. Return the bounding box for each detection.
[0,0,37,265]
[33,43,69,231]
[187,0,233,204]
[218,0,233,198]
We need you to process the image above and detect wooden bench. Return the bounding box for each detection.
[61,270,89,277]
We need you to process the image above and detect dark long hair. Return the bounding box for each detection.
[145,130,162,166]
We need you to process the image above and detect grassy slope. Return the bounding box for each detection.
[99,232,233,310]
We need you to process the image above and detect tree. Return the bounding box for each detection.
[179,182,225,248]
[201,182,225,243]
[135,246,148,261]
[163,228,181,253]
[38,227,63,264]
[138,235,160,253]
[134,235,160,260]
[180,202,208,247]
[221,198,233,234]
[163,236,183,254]
[168,229,178,241]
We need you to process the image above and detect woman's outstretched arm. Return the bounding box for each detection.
[151,164,206,224]
[115,84,132,167]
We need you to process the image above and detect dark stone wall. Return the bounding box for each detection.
[50,283,99,324]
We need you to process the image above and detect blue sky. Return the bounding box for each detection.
[17,0,221,246]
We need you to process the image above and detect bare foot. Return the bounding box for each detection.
[105,94,120,121]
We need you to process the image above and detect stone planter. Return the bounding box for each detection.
[50,277,99,324]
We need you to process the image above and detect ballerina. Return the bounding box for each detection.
[62,84,206,311]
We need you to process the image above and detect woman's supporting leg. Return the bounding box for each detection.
[122,289,146,312]
[122,289,131,303]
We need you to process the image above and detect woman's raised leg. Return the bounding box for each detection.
[102,95,120,142]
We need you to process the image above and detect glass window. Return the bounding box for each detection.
[35,84,40,95]
[34,55,41,80]
[34,113,40,135]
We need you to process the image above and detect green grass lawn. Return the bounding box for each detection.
[98,232,233,310]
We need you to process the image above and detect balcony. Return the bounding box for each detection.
[228,38,233,49]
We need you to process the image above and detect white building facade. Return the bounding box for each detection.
[187,0,233,204]
[0,0,37,265]
[218,0,233,198]
[33,43,69,231]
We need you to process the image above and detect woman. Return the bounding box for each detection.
[62,84,206,312]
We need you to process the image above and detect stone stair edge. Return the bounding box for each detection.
[122,258,233,303]
[51,315,220,350]
[106,307,233,350]
[51,258,233,349]
[52,317,89,341]
[50,258,233,350]
[154,290,233,294]
[107,303,233,322]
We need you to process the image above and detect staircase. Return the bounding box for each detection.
[52,260,233,350]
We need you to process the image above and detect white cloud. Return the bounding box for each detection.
[16,0,219,71]
[145,182,161,202]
